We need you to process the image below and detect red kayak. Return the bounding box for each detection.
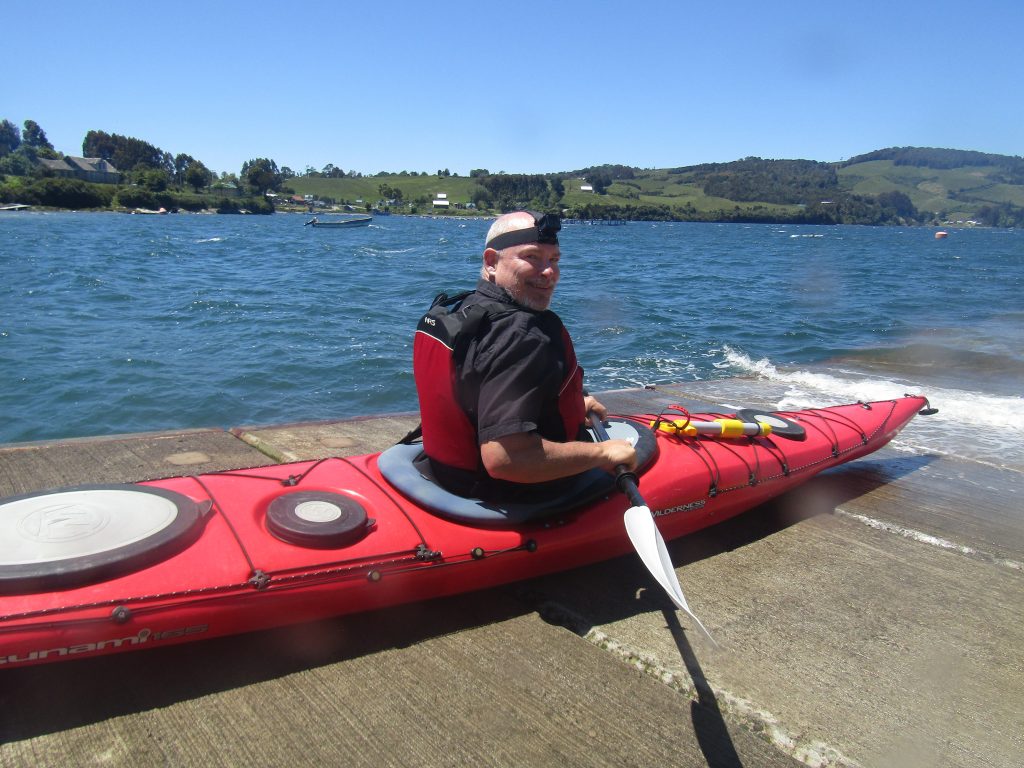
[0,396,930,668]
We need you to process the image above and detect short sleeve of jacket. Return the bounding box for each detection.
[468,314,564,444]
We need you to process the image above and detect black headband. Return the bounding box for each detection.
[485,211,561,250]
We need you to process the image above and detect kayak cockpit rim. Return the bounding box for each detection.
[377,418,659,528]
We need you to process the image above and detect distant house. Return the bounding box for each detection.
[66,157,120,183]
[432,192,450,208]
[37,158,76,178]
[38,156,120,184]
[580,184,594,192]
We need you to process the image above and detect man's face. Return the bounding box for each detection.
[489,242,561,311]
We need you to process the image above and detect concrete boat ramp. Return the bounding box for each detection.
[1,383,1020,767]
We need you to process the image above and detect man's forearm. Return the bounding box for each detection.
[481,432,635,483]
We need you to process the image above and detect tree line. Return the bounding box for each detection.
[0,118,277,213]
[843,146,1024,171]
[677,158,839,206]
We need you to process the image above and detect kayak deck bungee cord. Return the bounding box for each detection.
[0,396,932,668]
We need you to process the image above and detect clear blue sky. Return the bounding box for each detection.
[4,0,1021,177]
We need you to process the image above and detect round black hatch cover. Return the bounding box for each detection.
[736,409,807,440]
[266,491,373,548]
[0,484,209,594]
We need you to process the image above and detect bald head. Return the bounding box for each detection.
[485,211,539,249]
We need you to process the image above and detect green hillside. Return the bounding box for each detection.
[837,159,1024,219]
[280,148,1023,226]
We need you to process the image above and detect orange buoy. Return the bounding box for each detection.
[935,231,948,239]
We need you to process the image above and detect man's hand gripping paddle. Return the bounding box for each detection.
[589,413,718,646]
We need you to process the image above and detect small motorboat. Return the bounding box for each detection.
[305,215,372,228]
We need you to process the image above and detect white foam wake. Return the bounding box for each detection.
[718,347,1024,469]
[721,347,1022,427]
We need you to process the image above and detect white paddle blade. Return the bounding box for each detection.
[623,505,718,646]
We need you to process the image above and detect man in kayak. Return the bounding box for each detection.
[413,210,637,500]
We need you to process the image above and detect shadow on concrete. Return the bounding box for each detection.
[666,609,745,768]
[0,587,531,743]
[528,583,748,767]
[529,453,938,628]
[521,454,938,766]
[667,452,937,570]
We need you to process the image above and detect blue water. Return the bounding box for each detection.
[2,212,1022,468]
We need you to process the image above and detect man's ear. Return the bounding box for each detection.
[483,248,499,275]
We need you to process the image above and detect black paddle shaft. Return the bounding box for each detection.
[588,414,643,505]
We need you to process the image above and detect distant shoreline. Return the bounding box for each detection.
[1,206,995,230]
[4,146,1022,226]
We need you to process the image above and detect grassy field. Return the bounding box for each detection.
[287,175,481,207]
[285,172,802,217]
[558,175,800,215]
[836,160,1024,217]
